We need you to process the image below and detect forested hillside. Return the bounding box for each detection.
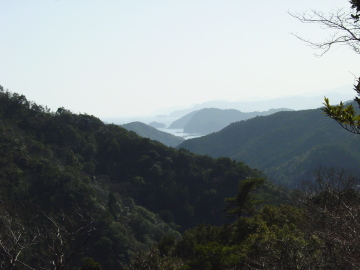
[177,108,360,187]
[0,86,265,269]
[2,86,360,269]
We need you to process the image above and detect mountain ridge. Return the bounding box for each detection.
[160,90,353,118]
[182,108,293,135]
[177,107,360,186]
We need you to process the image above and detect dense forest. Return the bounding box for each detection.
[0,86,278,269]
[2,84,360,269]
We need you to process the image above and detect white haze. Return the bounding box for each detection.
[1,0,359,118]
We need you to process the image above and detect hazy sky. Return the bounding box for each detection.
[1,0,359,117]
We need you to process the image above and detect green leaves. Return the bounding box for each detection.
[323,98,360,127]
[322,78,360,134]
[225,178,265,217]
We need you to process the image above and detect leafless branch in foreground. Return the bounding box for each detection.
[300,167,360,269]
[289,8,360,56]
[0,204,96,270]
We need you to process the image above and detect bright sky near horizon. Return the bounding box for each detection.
[1,0,359,118]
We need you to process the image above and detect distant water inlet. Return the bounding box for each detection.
[157,128,204,140]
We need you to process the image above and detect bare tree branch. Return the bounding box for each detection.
[300,168,360,268]
[0,203,96,270]
[290,8,360,55]
[0,208,39,270]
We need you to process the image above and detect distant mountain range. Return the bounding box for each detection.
[168,108,293,135]
[157,90,353,119]
[103,90,354,128]
[177,107,360,187]
[122,121,184,147]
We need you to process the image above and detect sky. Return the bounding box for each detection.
[1,0,360,118]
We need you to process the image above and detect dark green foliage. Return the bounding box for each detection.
[79,258,102,270]
[225,177,265,217]
[128,204,324,270]
[126,178,305,269]
[3,85,360,269]
[125,169,360,269]
[323,78,360,134]
[0,87,258,229]
[0,87,260,269]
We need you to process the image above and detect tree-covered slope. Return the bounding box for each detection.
[0,86,263,228]
[0,86,263,269]
[122,121,184,147]
[0,89,182,269]
[3,86,352,270]
[177,108,360,187]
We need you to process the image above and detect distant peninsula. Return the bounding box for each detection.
[169,108,292,135]
[122,121,184,147]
